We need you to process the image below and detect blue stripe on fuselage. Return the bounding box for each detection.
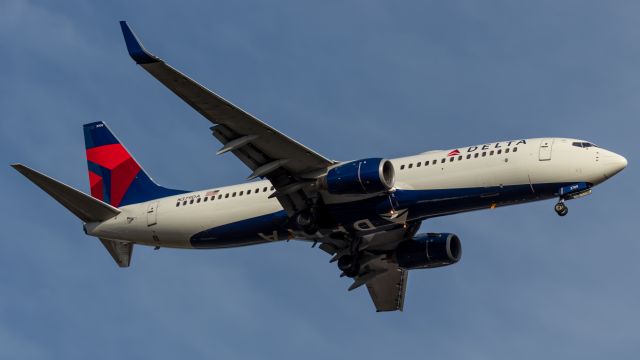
[189,182,583,249]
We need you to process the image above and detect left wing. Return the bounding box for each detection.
[366,262,408,312]
[119,21,334,215]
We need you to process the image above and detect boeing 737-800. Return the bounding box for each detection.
[11,22,627,312]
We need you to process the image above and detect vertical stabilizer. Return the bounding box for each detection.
[83,121,187,207]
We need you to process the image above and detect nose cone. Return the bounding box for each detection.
[603,153,627,178]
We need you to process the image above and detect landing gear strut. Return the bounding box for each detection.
[554,200,568,216]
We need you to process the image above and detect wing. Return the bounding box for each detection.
[119,22,334,215]
[320,226,416,312]
[366,261,408,312]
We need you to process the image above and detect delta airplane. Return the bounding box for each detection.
[12,22,627,312]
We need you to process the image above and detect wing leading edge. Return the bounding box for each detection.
[118,21,335,215]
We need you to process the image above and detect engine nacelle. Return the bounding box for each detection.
[394,233,462,269]
[319,158,395,195]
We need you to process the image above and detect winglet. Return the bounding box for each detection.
[119,21,160,64]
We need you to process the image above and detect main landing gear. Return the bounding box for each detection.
[554,200,568,217]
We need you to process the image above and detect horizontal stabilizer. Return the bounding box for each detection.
[100,238,133,267]
[11,164,121,222]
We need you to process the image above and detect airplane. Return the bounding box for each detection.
[11,21,628,312]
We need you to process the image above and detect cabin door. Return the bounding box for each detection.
[538,139,554,161]
[147,201,159,226]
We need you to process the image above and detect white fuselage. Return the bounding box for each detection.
[85,138,627,249]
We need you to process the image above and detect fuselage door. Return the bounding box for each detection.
[538,138,554,161]
[147,201,159,226]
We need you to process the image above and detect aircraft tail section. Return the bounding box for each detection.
[11,164,121,222]
[83,121,187,207]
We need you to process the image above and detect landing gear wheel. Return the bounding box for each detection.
[554,202,568,216]
[337,255,360,278]
[296,210,318,235]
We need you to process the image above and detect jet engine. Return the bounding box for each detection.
[318,158,395,195]
[394,233,462,269]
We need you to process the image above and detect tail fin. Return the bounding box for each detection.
[83,121,187,207]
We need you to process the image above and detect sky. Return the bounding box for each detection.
[1,0,638,358]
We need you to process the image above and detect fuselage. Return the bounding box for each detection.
[85,137,627,249]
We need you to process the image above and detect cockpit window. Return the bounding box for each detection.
[572,142,598,148]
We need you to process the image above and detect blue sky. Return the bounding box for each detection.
[1,0,638,358]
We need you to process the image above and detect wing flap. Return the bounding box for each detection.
[366,263,408,312]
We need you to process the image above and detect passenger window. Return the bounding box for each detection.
[225,193,229,198]
[466,154,471,159]
[505,148,510,153]
[263,187,268,192]
[176,202,180,207]
[513,147,518,152]
[270,186,274,191]
[425,161,429,166]
[416,162,421,167]
[255,188,259,193]
[400,165,405,170]
[239,191,244,196]
[474,153,479,158]
[183,201,187,205]
[203,197,208,202]
[490,150,494,156]
[497,149,502,155]
[441,158,446,164]
[211,196,215,201]
[432,160,436,165]
[218,194,222,199]
[197,198,201,203]
[482,152,486,157]
[247,189,251,195]
[449,157,454,162]
[189,199,194,204]
[408,163,413,169]
[458,155,462,161]
[232,192,236,197]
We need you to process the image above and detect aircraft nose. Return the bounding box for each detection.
[602,152,627,178]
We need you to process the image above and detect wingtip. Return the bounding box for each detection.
[10,163,23,170]
[119,21,160,64]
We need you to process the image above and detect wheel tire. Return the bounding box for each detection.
[303,223,319,235]
[554,202,568,217]
[337,255,360,278]
[296,212,312,227]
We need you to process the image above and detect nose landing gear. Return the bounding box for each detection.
[554,201,568,216]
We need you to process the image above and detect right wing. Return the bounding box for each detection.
[119,21,335,216]
[321,226,416,312]
[366,262,408,312]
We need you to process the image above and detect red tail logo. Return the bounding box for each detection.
[447,149,460,156]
